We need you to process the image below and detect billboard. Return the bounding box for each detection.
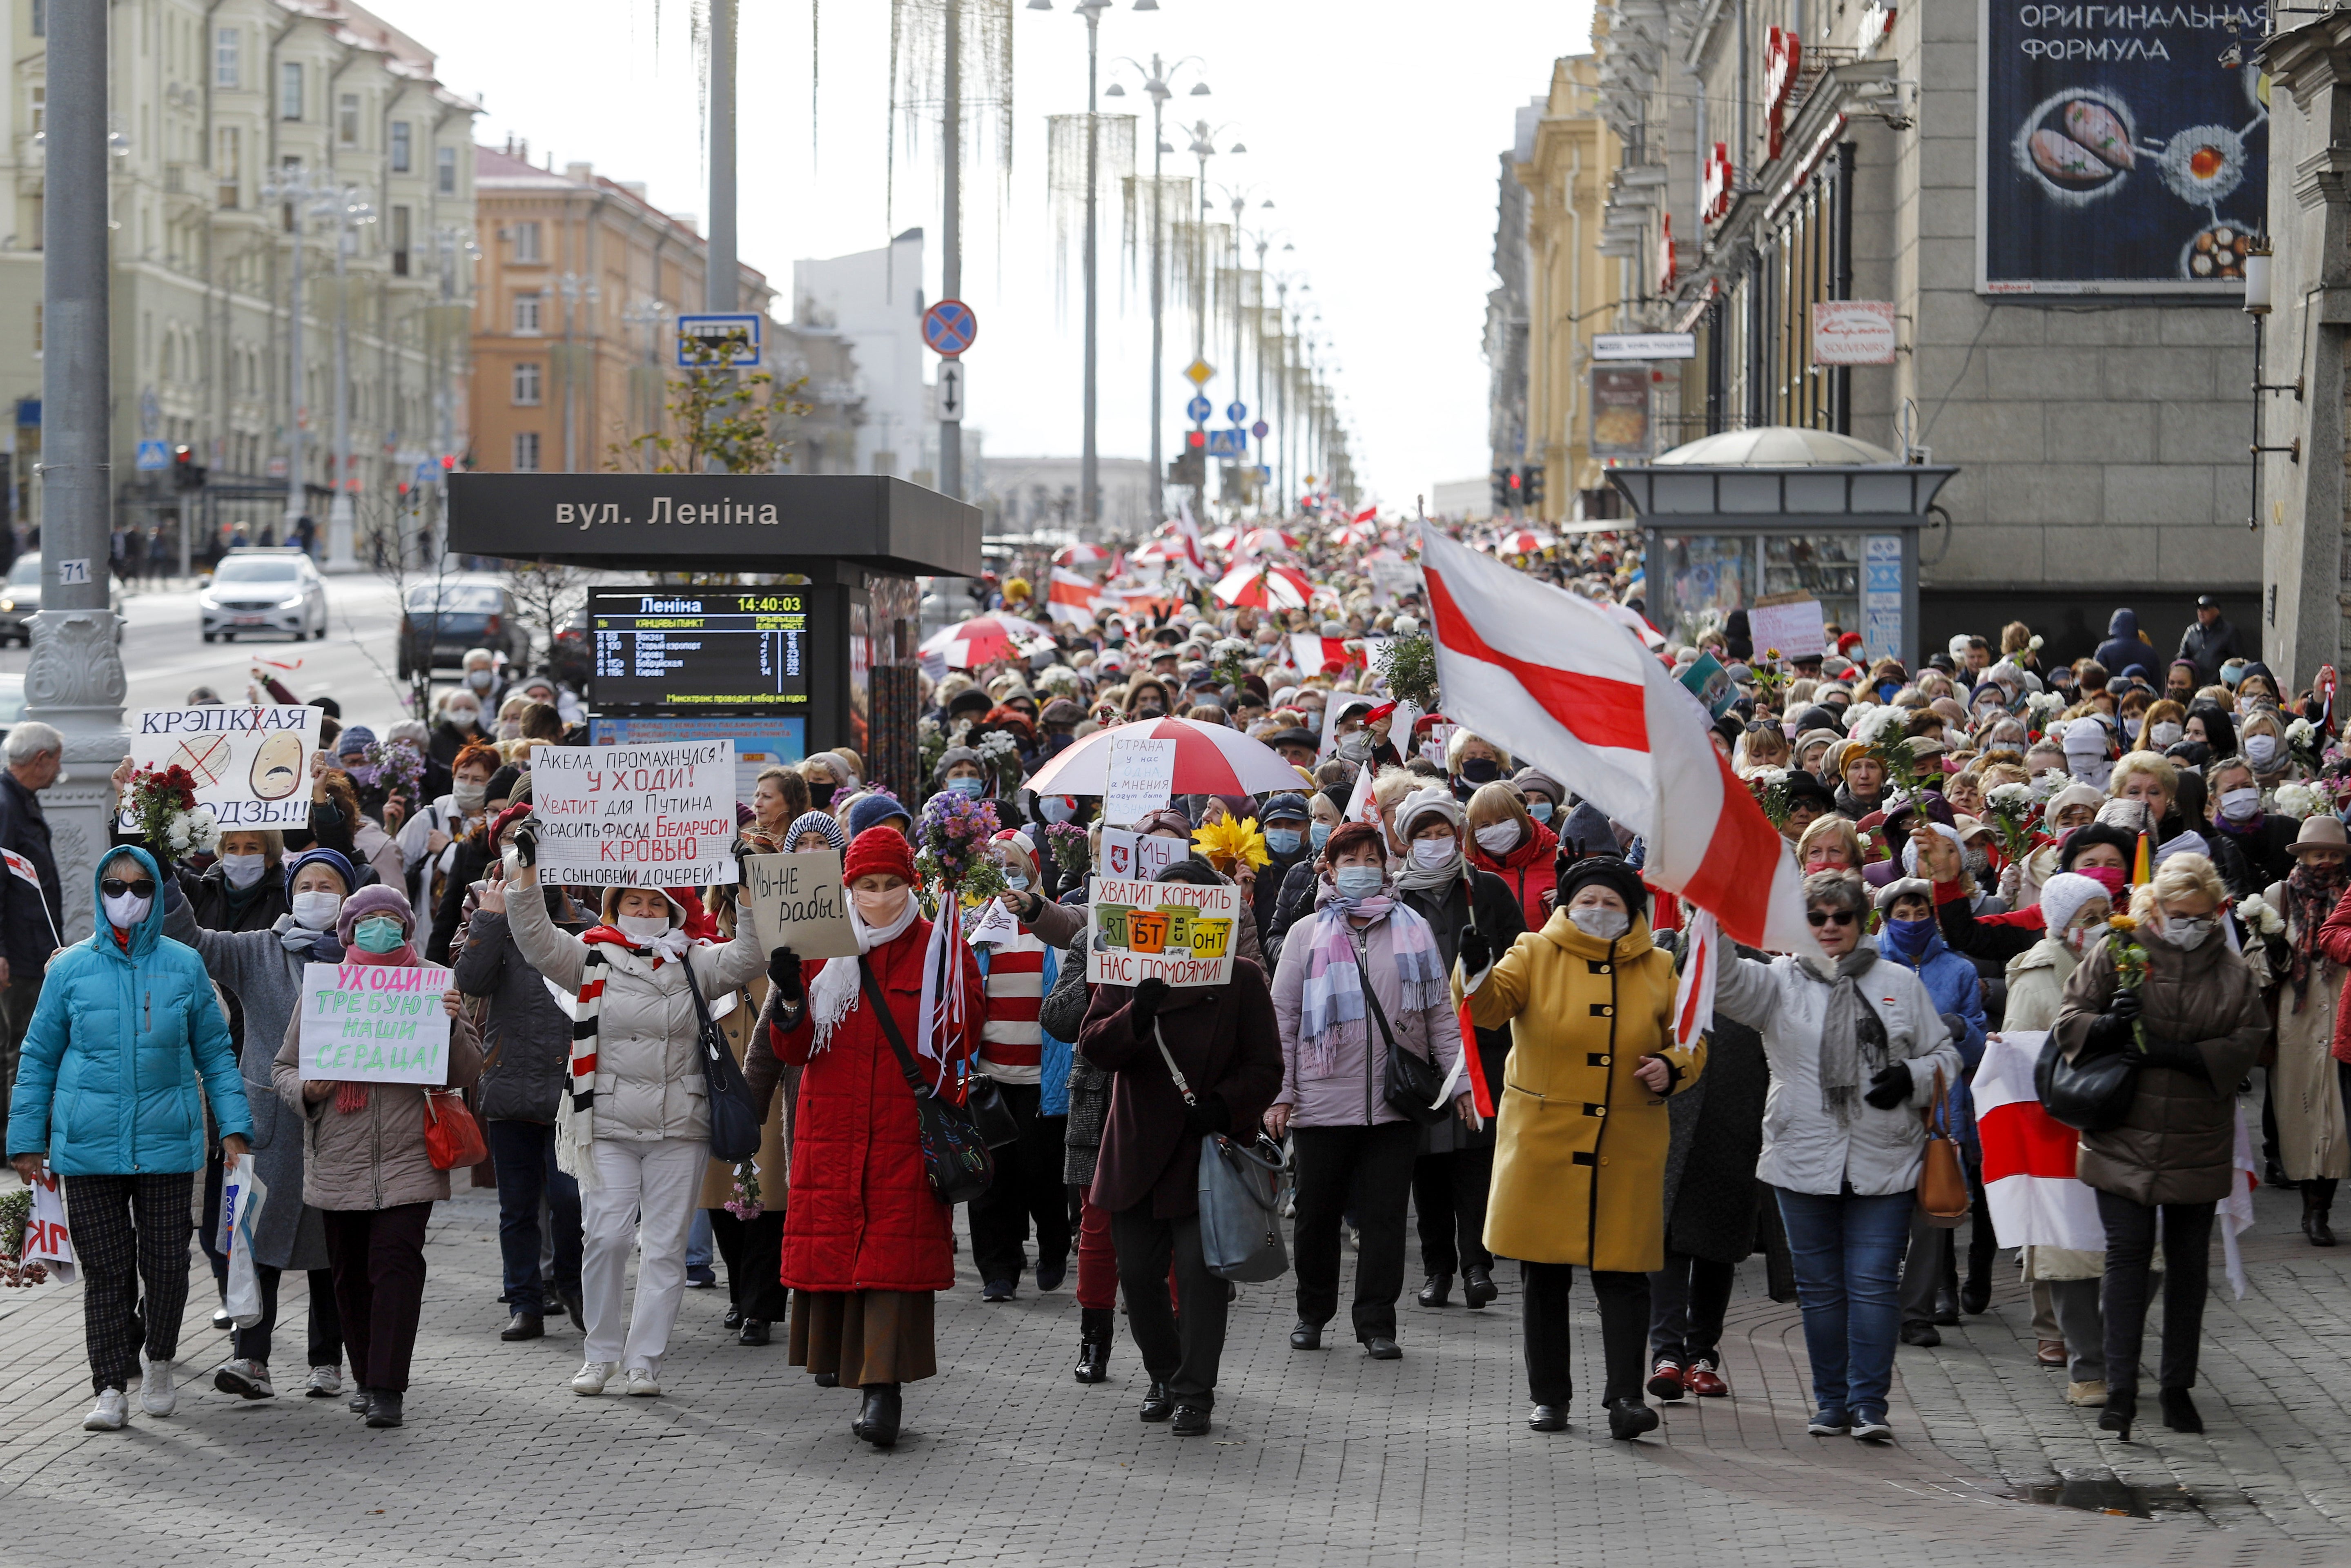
[1589,367,1653,459]
[1977,0,2268,294]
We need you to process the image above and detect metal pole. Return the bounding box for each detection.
[1081,10,1100,534]
[1148,61,1165,523]
[327,203,356,566]
[285,197,307,538]
[562,282,576,471]
[31,0,128,943]
[940,0,963,499]
[708,0,738,312]
[1229,198,1241,506]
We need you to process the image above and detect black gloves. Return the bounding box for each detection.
[1939,1012,1966,1046]
[1182,1091,1231,1140]
[1128,976,1170,1026]
[1862,1064,1913,1110]
[509,824,538,867]
[767,947,804,1005]
[2142,1033,2210,1084]
[1457,925,1493,977]
[2106,988,2142,1023]
[2082,987,2142,1057]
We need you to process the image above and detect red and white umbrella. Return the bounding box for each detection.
[1236,527,1300,555]
[1026,717,1304,798]
[1129,538,1181,565]
[1496,528,1557,556]
[1053,541,1112,569]
[1326,525,1369,548]
[1212,562,1314,610]
[918,612,1053,668]
[1203,526,1239,551]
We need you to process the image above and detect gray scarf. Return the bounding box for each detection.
[1801,945,1887,1126]
[1395,841,1465,893]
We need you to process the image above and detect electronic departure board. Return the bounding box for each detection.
[589,588,817,709]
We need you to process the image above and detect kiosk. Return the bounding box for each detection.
[447,473,982,802]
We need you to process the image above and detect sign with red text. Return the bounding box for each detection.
[1087,876,1239,988]
[1810,300,1899,365]
[298,961,456,1085]
[124,705,321,829]
[1099,826,1183,883]
[531,740,739,887]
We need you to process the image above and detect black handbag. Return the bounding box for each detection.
[1361,963,1448,1126]
[2034,1028,2142,1133]
[860,959,994,1205]
[685,960,763,1163]
[965,1073,1025,1149]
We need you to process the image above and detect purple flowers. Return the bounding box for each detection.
[918,789,1005,895]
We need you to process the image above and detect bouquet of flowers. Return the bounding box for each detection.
[974,728,1023,788]
[1210,637,1253,692]
[916,788,1007,901]
[121,764,221,861]
[918,715,949,790]
[2237,893,2287,941]
[354,737,426,796]
[2288,716,2326,776]
[1748,766,1796,830]
[1983,780,2040,862]
[2275,781,2323,822]
[724,1162,762,1221]
[0,1187,45,1288]
[2106,915,2149,1052]
[1192,815,1271,876]
[1043,819,1092,880]
[2023,690,2064,739]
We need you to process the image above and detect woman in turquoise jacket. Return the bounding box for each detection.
[6,844,250,1432]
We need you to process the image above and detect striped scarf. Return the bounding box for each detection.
[555,945,613,1192]
[1295,877,1448,1074]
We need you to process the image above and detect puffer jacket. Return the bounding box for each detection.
[1880,924,1987,1151]
[1268,902,1460,1127]
[1713,940,1963,1197]
[453,905,585,1123]
[7,846,250,1175]
[2001,934,2079,1033]
[2053,929,2267,1205]
[504,875,766,1142]
[271,989,483,1209]
[1468,817,1560,933]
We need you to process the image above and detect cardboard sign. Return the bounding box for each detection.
[297,961,455,1085]
[1100,826,1183,883]
[532,741,739,887]
[1087,875,1238,988]
[1747,597,1826,661]
[124,706,321,828]
[1103,735,1178,828]
[741,850,857,960]
[966,897,1023,948]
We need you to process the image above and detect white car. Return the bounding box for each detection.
[200,550,329,642]
[0,555,126,645]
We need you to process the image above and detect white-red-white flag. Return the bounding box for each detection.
[1046,567,1103,627]
[1174,501,1206,576]
[1418,529,1816,955]
[1,848,39,889]
[1342,759,1380,828]
[1974,1031,2105,1253]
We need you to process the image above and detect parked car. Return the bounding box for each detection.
[398,578,530,679]
[0,555,127,646]
[0,673,27,745]
[198,548,329,642]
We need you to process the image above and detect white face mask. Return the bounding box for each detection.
[2244,734,2282,768]
[2220,786,2262,823]
[616,912,673,943]
[452,781,488,813]
[2062,919,2102,955]
[1411,839,1455,869]
[1568,906,1630,941]
[446,706,480,728]
[1473,821,1522,855]
[853,886,911,928]
[290,890,343,931]
[2158,913,2215,949]
[220,853,267,889]
[2149,721,2184,749]
[102,890,151,929]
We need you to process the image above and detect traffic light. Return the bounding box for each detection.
[1522,464,1544,510]
[1169,450,1206,488]
[1491,468,1511,512]
[171,444,207,491]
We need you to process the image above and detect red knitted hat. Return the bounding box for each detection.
[844,824,918,885]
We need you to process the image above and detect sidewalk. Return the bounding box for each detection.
[0,1176,2346,1566]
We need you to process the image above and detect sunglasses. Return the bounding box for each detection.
[100,878,156,898]
[1806,909,1858,928]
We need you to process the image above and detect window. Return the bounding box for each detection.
[512,293,542,334]
[390,120,410,173]
[29,85,43,138]
[390,205,410,276]
[215,126,240,210]
[512,220,542,262]
[512,432,541,470]
[512,362,542,405]
[214,27,238,88]
[279,61,302,121]
[29,0,42,37]
[336,92,359,147]
[435,145,456,195]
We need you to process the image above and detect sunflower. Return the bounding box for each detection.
[1192,815,1271,875]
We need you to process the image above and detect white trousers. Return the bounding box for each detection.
[579,1137,706,1372]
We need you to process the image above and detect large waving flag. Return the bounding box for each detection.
[1046,567,1104,626]
[1417,529,1815,955]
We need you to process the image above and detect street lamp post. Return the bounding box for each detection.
[261,165,336,546]
[425,225,478,566]
[557,271,601,472]
[1184,120,1243,516]
[1107,50,1206,525]
[325,185,374,571]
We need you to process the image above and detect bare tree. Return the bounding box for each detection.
[499,555,595,676]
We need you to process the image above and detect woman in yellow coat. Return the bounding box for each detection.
[1458,855,1703,1440]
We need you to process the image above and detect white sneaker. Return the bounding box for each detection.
[83,1389,128,1430]
[305,1364,343,1399]
[623,1367,661,1398]
[570,1360,619,1396]
[139,1355,177,1416]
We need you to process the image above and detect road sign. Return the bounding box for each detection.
[1205,428,1248,458]
[675,312,764,368]
[1225,401,1247,423]
[1184,358,1214,386]
[923,298,978,357]
[1185,393,1212,423]
[134,439,169,472]
[1250,419,1269,439]
[935,359,967,424]
[1591,331,1696,361]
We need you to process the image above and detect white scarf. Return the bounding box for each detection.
[807,893,919,1050]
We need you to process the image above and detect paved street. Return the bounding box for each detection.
[4,1147,2351,1566]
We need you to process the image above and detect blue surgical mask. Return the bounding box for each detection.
[1302,710,1324,734]
[1265,828,1303,856]
[946,776,986,797]
[1528,800,1554,824]
[1309,821,1333,855]
[1333,865,1385,902]
[353,915,407,954]
[1038,795,1076,824]
[1002,871,1030,892]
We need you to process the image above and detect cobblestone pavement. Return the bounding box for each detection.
[4,1172,2351,1568]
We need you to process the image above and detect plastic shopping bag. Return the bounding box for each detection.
[22,1175,73,1284]
[221,1162,270,1330]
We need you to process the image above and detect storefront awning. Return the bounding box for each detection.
[1607,428,1955,530]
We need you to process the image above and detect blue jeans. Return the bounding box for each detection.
[686,1209,714,1271]
[485,1119,582,1316]
[1773,1185,1912,1421]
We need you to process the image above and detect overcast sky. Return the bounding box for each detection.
[380,0,1591,512]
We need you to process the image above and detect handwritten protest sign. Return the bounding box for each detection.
[1747,596,1826,661]
[966,897,1023,947]
[531,741,738,887]
[741,850,857,960]
[1087,875,1238,988]
[1102,736,1177,828]
[298,961,454,1085]
[123,706,321,828]
[1099,826,1183,883]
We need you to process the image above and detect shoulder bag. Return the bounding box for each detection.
[1360,956,1448,1126]
[860,959,994,1205]
[422,1089,488,1172]
[1152,1020,1292,1282]
[1916,1067,1971,1228]
[686,953,763,1164]
[964,1068,1025,1149]
[2035,1030,2142,1133]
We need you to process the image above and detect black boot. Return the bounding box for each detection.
[2304,1182,2337,1247]
[1416,1274,1452,1307]
[1073,1307,1113,1384]
[738,1319,771,1346]
[2158,1387,2203,1433]
[2098,1387,2137,1441]
[853,1383,902,1446]
[364,1388,404,1428]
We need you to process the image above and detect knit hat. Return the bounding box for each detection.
[485,764,523,803]
[785,808,848,854]
[283,845,357,895]
[334,882,415,945]
[844,825,917,886]
[1555,853,1649,920]
[935,745,985,785]
[2037,871,2109,936]
[336,724,377,758]
[846,792,913,838]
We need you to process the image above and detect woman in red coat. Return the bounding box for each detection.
[1465,782,1560,932]
[767,826,983,1448]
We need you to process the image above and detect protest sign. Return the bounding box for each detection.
[1747,596,1826,661]
[531,741,738,887]
[1102,736,1177,828]
[966,896,1023,947]
[124,706,321,828]
[741,850,858,960]
[297,961,455,1086]
[1087,876,1239,988]
[1099,826,1183,883]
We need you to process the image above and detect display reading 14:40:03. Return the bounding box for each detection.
[587,587,817,710]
